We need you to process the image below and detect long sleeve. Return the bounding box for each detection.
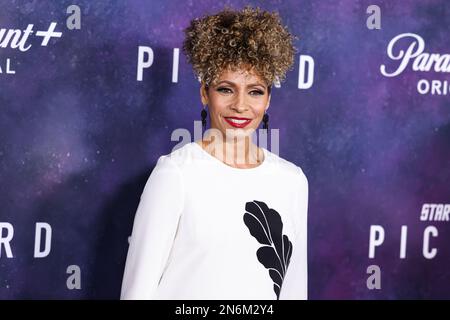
[120,155,184,300]
[279,168,309,300]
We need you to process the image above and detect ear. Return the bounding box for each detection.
[200,82,209,106]
[265,94,271,112]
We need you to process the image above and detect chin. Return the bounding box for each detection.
[224,127,257,140]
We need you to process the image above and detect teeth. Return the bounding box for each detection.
[227,118,249,124]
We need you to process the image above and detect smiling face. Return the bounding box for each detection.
[200,65,271,141]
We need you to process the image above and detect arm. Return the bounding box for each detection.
[120,155,184,300]
[279,167,309,300]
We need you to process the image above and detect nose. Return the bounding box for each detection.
[230,92,249,113]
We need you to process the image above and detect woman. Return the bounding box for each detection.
[121,6,308,300]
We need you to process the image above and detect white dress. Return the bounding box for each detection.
[120,141,309,300]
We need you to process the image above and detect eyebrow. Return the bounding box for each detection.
[215,80,266,89]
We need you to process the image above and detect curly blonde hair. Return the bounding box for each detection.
[182,5,297,90]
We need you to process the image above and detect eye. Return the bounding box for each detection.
[250,90,264,96]
[217,87,232,94]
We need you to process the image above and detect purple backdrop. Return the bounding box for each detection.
[0,0,449,299]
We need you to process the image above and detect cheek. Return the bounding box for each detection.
[210,105,226,117]
[253,103,267,117]
[208,95,225,110]
[207,103,226,121]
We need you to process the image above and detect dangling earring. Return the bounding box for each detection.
[262,112,269,130]
[201,105,207,130]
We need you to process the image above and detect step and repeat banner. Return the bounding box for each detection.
[0,0,449,299]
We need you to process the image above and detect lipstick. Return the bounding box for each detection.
[224,116,252,128]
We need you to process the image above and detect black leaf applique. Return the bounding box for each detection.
[243,200,293,299]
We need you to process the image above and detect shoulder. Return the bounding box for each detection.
[141,145,187,197]
[146,143,197,182]
[265,149,308,187]
[155,142,196,169]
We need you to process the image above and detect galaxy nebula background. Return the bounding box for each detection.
[0,0,449,299]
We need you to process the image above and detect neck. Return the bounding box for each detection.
[199,133,263,169]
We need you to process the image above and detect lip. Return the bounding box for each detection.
[224,116,252,128]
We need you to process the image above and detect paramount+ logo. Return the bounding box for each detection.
[0,5,81,75]
[380,33,450,96]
